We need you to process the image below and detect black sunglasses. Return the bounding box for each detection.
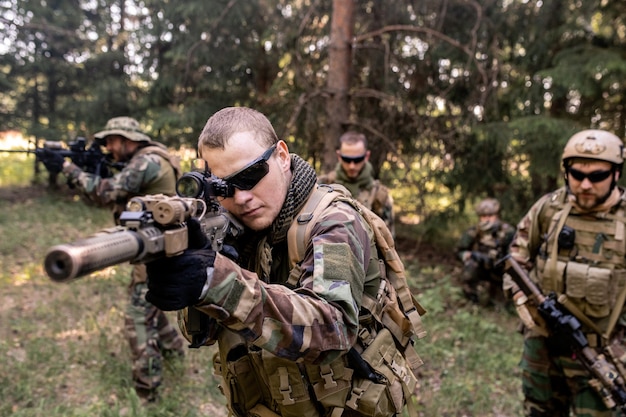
[340,154,366,164]
[568,167,613,183]
[221,144,277,196]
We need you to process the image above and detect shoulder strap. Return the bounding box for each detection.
[287,184,344,271]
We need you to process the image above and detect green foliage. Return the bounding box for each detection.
[2,0,626,227]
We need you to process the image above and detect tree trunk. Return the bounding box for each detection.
[323,0,354,174]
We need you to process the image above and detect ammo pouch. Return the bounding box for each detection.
[538,258,626,319]
[214,327,417,417]
[565,261,611,318]
[213,333,264,417]
[345,328,417,417]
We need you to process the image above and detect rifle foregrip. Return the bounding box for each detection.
[44,230,144,282]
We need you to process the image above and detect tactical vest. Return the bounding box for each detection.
[133,143,181,195]
[532,187,626,334]
[356,180,386,212]
[113,144,180,219]
[212,184,426,417]
[320,170,388,213]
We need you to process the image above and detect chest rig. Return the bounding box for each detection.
[534,187,626,331]
[473,221,510,260]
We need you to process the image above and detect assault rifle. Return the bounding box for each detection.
[503,255,626,414]
[44,168,244,348]
[0,137,121,187]
[44,170,243,282]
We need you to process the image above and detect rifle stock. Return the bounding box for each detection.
[503,255,626,414]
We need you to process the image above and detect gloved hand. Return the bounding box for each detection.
[145,217,215,311]
[220,244,239,262]
[471,251,493,269]
[41,149,66,173]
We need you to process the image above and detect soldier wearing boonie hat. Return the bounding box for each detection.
[93,116,152,144]
[58,116,185,404]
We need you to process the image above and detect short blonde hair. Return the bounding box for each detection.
[339,131,367,149]
[198,107,279,154]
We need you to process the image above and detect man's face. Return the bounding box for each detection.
[201,132,291,231]
[337,141,369,180]
[478,214,498,230]
[104,135,127,162]
[567,159,617,210]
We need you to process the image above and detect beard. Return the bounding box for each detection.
[574,188,612,210]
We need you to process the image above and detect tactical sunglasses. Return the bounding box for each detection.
[340,154,366,164]
[568,167,613,183]
[222,144,277,196]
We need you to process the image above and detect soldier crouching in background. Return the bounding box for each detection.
[456,198,515,306]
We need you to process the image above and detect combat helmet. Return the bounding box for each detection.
[475,198,500,216]
[94,117,151,145]
[562,129,625,169]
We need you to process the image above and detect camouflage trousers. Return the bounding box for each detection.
[520,336,616,417]
[124,264,186,398]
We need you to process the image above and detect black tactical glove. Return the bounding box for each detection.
[145,248,216,311]
[145,217,215,311]
[220,244,239,262]
[41,149,65,173]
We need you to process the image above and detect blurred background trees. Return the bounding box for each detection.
[1,0,625,226]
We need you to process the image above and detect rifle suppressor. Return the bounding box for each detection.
[44,226,162,282]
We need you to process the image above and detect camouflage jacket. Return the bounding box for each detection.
[63,143,178,221]
[184,190,375,365]
[456,219,516,266]
[318,165,395,236]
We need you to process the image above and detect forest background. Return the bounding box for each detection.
[2,0,626,226]
[1,0,626,416]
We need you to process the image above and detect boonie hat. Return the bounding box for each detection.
[94,117,151,144]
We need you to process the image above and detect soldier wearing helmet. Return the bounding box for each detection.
[507,129,626,416]
[52,116,186,403]
[456,198,515,305]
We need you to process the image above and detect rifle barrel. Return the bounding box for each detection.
[44,229,145,282]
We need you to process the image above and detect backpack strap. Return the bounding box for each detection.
[287,184,341,275]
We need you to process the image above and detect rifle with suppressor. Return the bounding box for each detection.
[44,168,244,348]
[0,137,121,187]
[502,255,626,414]
[44,169,243,282]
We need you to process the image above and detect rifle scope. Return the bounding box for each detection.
[176,171,232,200]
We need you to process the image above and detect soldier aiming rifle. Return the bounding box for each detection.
[44,107,427,417]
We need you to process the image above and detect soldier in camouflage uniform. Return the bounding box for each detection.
[144,107,423,417]
[507,129,626,417]
[318,131,395,236]
[456,198,515,305]
[58,117,186,403]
